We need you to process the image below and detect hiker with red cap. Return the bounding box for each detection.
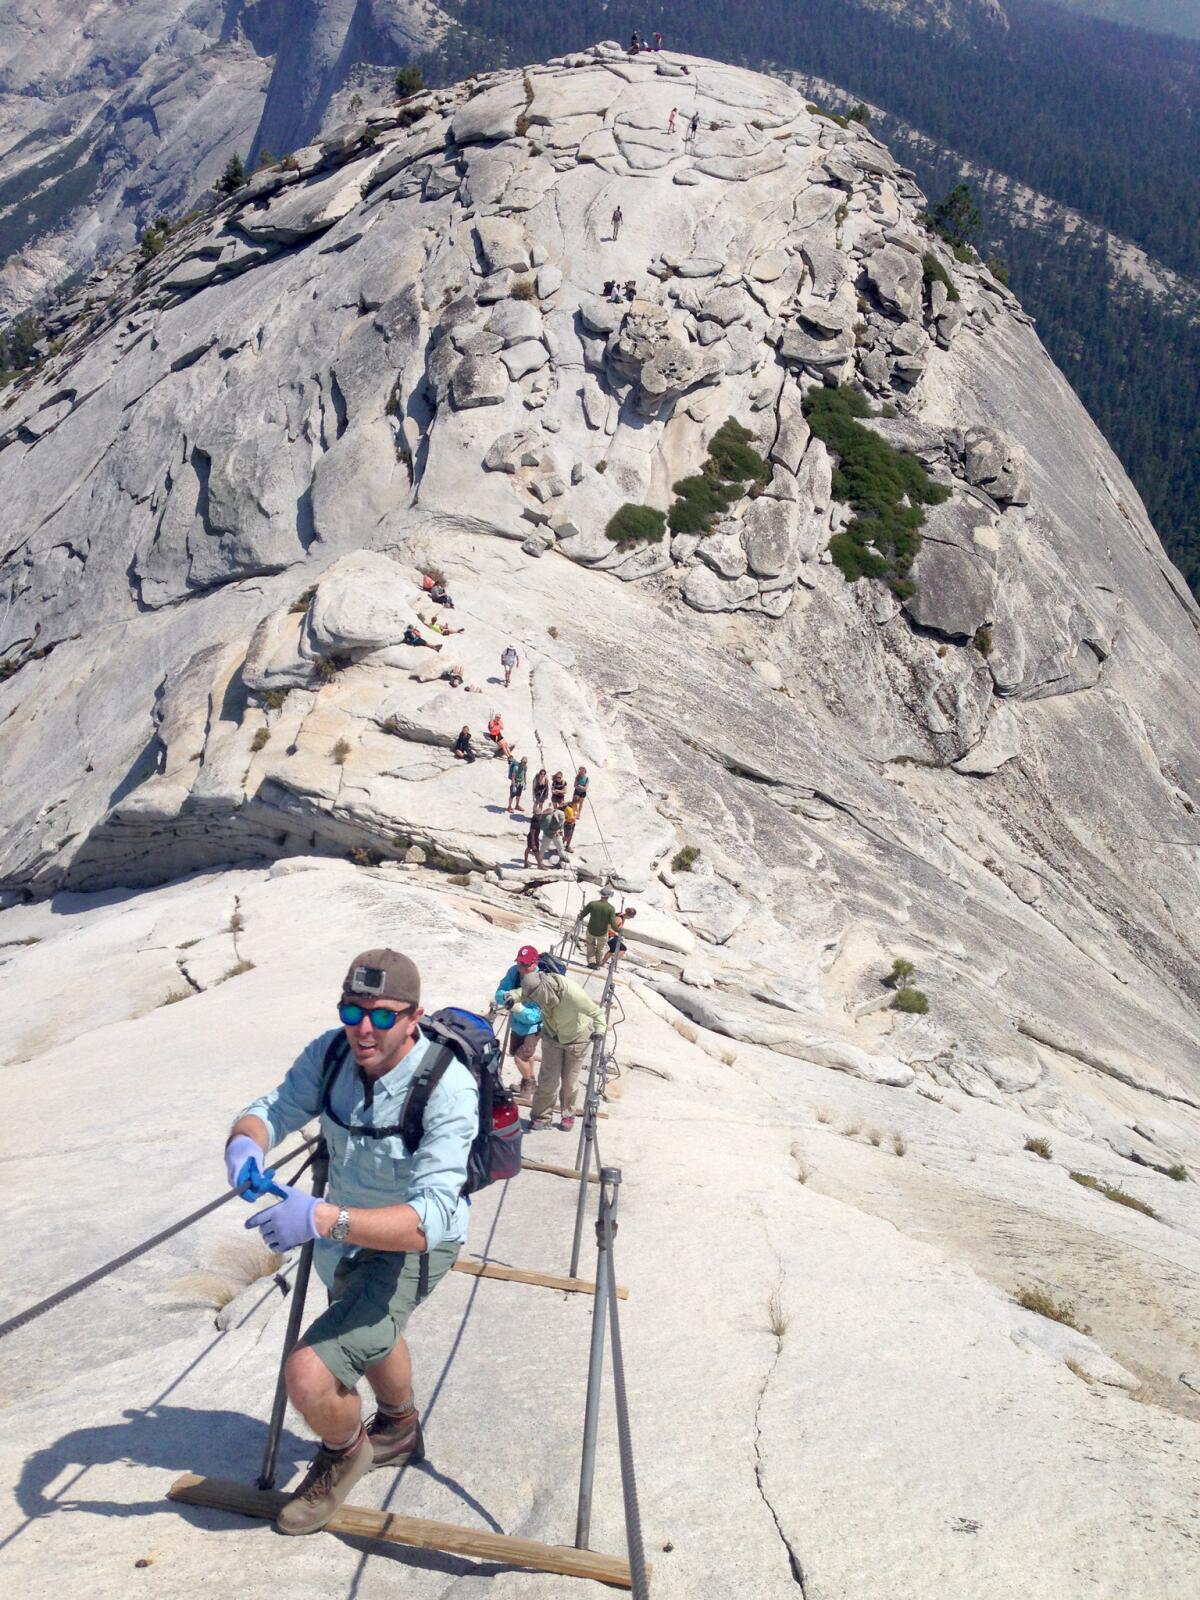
[493,945,544,1093]
[223,949,478,1536]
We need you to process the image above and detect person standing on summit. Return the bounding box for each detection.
[223,950,477,1535]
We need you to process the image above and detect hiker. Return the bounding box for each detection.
[422,613,464,637]
[611,204,623,241]
[667,106,677,134]
[403,625,441,651]
[453,725,475,763]
[523,807,545,868]
[223,949,478,1535]
[653,30,662,51]
[562,798,580,852]
[540,806,566,865]
[624,279,637,302]
[608,906,637,961]
[551,770,567,810]
[532,767,550,810]
[500,644,520,687]
[507,753,528,814]
[429,583,454,609]
[629,32,639,52]
[494,945,544,1092]
[572,765,590,807]
[441,663,465,688]
[486,713,511,759]
[688,110,700,144]
[580,888,621,967]
[520,967,605,1132]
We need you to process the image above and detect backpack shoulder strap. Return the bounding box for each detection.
[400,1041,457,1154]
[319,1032,352,1127]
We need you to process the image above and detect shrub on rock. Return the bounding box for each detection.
[892,987,929,1014]
[395,65,424,99]
[804,384,950,600]
[707,419,767,484]
[606,504,667,544]
[668,474,737,533]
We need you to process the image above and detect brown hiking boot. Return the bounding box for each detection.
[275,1430,373,1536]
[366,1406,425,1469]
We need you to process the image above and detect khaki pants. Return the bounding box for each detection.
[531,1036,591,1123]
[585,931,607,966]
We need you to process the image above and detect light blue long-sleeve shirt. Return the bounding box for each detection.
[494,965,542,1036]
[241,1028,478,1287]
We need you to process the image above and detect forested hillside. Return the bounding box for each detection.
[431,0,1200,592]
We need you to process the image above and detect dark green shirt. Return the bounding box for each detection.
[584,899,619,936]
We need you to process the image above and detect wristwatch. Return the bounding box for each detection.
[329,1206,352,1244]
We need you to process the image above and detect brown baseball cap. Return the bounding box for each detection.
[342,949,421,1005]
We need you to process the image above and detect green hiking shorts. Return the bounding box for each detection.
[303,1239,460,1390]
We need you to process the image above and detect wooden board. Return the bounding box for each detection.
[523,1158,600,1183]
[168,1474,641,1589]
[451,1258,628,1299]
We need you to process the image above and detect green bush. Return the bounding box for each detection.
[250,728,270,752]
[923,183,981,250]
[1167,1163,1188,1181]
[668,473,737,534]
[974,624,994,656]
[395,65,424,99]
[1070,1172,1157,1217]
[887,957,915,987]
[985,255,1010,287]
[847,103,871,125]
[511,277,537,301]
[921,252,960,304]
[1015,1287,1088,1333]
[892,987,929,1015]
[332,738,352,765]
[804,385,950,599]
[672,845,700,872]
[707,419,767,484]
[606,504,666,545]
[260,688,289,711]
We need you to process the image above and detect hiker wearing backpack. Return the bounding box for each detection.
[579,887,621,967]
[507,753,528,815]
[500,644,519,687]
[520,966,605,1131]
[223,949,517,1537]
[494,944,544,1091]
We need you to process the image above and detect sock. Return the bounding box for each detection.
[377,1399,416,1421]
[323,1422,364,1456]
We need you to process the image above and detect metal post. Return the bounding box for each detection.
[568,1073,602,1281]
[575,950,618,1171]
[256,1139,329,1490]
[602,1170,649,1599]
[575,1168,619,1548]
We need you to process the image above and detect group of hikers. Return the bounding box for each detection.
[518,762,591,865]
[221,893,632,1535]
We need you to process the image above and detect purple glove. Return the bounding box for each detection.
[225,1134,263,1190]
[244,1183,321,1252]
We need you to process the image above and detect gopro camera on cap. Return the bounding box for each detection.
[353,964,387,995]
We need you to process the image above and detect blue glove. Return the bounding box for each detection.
[245,1183,322,1252]
[225,1135,264,1191]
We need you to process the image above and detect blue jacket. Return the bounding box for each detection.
[495,965,542,1035]
[241,1028,477,1287]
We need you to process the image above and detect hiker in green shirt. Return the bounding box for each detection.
[580,889,621,967]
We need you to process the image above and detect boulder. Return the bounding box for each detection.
[484,429,543,472]
[451,355,509,408]
[500,340,549,379]
[308,552,413,653]
[474,216,531,274]
[866,244,923,321]
[960,427,1031,506]
[484,299,543,346]
[742,496,799,578]
[682,566,759,612]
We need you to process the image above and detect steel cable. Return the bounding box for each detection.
[0,1137,318,1342]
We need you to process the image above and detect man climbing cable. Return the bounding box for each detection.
[493,944,543,1094]
[223,950,478,1536]
[579,887,621,967]
[521,966,605,1132]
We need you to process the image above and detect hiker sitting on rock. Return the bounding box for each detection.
[453,725,475,763]
[422,613,463,637]
[494,944,544,1093]
[486,713,512,759]
[403,624,441,651]
[223,950,478,1536]
[521,966,605,1132]
[429,582,454,609]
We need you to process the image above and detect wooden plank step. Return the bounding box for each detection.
[451,1258,628,1299]
[168,1474,640,1589]
[522,1158,600,1183]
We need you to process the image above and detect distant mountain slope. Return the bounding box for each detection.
[1047,0,1200,41]
[0,0,445,315]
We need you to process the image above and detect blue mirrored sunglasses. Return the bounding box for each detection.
[338,1001,412,1029]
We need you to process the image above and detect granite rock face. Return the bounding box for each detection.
[1,44,1200,1184]
[0,0,445,316]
